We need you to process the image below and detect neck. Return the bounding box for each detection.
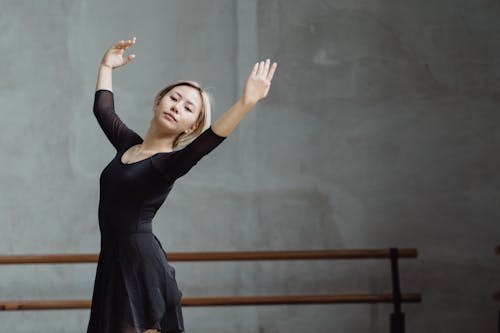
[142,121,177,152]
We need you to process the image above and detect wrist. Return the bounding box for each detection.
[99,62,114,70]
[240,97,257,109]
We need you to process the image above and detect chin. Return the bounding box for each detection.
[154,117,180,135]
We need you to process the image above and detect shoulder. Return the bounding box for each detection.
[121,131,143,150]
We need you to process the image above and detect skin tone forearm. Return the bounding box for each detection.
[212,99,254,137]
[212,60,277,137]
[96,65,113,91]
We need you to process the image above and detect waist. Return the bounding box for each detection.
[101,222,153,239]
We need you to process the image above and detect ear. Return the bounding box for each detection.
[185,122,199,134]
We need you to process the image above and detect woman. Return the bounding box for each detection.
[87,37,277,333]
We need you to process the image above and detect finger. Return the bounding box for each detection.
[266,62,278,81]
[251,62,259,76]
[122,54,136,66]
[122,38,136,50]
[114,38,135,49]
[262,59,270,76]
[257,61,265,75]
[112,41,125,50]
[126,37,136,46]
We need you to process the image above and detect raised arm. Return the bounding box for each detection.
[212,59,277,137]
[93,38,141,150]
[153,60,277,181]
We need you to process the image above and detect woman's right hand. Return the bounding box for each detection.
[101,37,136,69]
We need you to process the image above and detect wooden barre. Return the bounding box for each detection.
[0,293,422,310]
[0,249,417,264]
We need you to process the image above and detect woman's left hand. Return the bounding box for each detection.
[242,59,277,106]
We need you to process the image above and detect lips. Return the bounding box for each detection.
[163,112,177,122]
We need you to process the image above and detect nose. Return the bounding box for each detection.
[171,102,180,113]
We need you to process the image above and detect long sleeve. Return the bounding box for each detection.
[93,89,142,151]
[152,127,226,181]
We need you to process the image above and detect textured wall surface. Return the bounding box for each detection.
[0,0,499,332]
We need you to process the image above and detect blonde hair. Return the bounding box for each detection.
[153,81,211,149]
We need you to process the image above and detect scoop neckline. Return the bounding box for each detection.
[119,148,174,166]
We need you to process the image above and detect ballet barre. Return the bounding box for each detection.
[0,248,417,263]
[0,248,420,333]
[0,294,421,310]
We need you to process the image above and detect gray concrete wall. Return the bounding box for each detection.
[0,0,498,332]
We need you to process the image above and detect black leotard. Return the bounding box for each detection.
[87,90,225,333]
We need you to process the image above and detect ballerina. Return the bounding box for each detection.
[87,37,277,333]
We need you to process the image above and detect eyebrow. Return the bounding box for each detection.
[173,91,197,107]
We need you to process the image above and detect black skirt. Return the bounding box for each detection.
[87,229,184,333]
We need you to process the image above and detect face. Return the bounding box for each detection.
[154,85,203,135]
